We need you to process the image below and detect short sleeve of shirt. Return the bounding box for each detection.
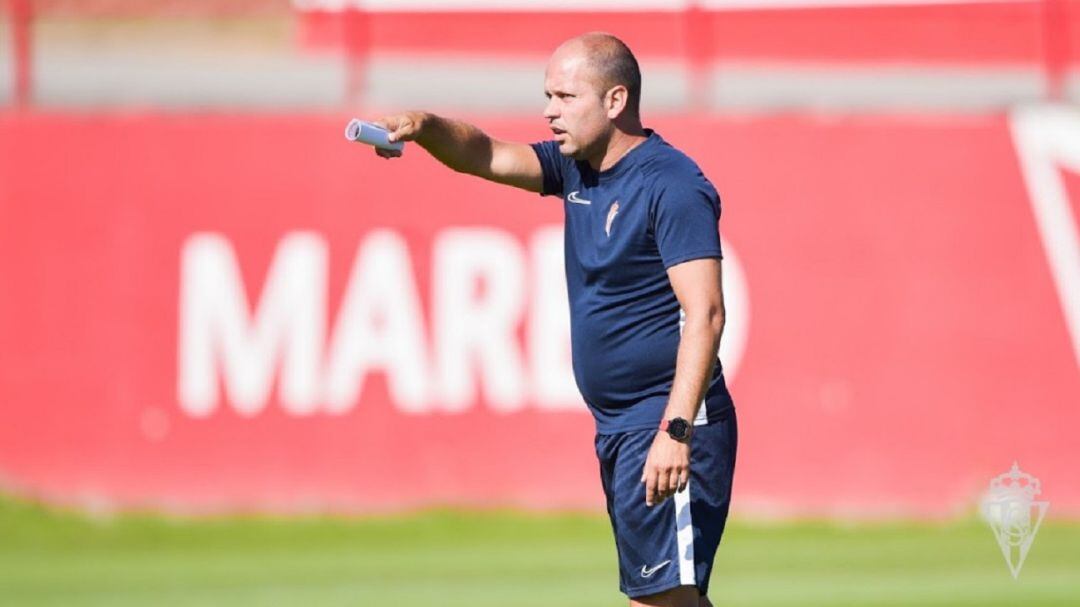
[652,173,724,268]
[530,140,565,197]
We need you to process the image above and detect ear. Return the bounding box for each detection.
[605,85,629,119]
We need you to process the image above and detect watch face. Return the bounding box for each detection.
[668,418,690,440]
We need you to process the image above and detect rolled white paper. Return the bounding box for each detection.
[344,119,405,152]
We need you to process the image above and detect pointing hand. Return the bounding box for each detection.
[372,112,427,159]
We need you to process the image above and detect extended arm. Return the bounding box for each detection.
[373,111,544,193]
[641,257,726,507]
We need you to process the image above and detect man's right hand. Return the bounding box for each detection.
[366,112,544,193]
[372,112,429,159]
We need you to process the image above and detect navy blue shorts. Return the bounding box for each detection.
[595,410,737,599]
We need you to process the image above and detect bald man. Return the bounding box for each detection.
[373,33,737,607]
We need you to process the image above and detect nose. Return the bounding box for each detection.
[543,97,558,120]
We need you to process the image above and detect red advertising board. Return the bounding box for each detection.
[1,109,1078,516]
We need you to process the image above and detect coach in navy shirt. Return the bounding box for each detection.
[372,32,737,607]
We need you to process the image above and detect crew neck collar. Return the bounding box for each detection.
[595,129,657,180]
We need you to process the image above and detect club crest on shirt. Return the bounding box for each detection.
[605,201,620,237]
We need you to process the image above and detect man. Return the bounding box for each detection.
[372,32,737,607]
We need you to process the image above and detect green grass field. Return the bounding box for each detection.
[2,496,1078,606]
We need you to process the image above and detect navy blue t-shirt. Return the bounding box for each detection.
[532,130,734,434]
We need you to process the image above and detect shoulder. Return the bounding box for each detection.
[638,139,719,216]
[532,140,584,196]
[534,141,587,175]
[531,140,561,167]
[639,138,714,195]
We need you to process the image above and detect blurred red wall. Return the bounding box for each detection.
[1,110,1077,516]
[298,1,1079,68]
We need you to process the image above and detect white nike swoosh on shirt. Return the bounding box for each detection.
[567,191,591,205]
[640,560,671,578]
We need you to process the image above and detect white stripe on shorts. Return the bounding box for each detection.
[673,481,696,586]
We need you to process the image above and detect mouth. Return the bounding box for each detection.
[550,126,567,137]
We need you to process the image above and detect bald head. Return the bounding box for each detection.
[554,33,642,118]
[543,33,646,163]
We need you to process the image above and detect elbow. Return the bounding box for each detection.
[686,305,725,339]
[709,308,726,339]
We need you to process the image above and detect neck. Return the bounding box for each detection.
[590,124,648,171]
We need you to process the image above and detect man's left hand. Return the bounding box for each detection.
[641,432,690,507]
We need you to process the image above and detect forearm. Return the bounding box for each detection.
[413,113,496,177]
[663,311,724,422]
